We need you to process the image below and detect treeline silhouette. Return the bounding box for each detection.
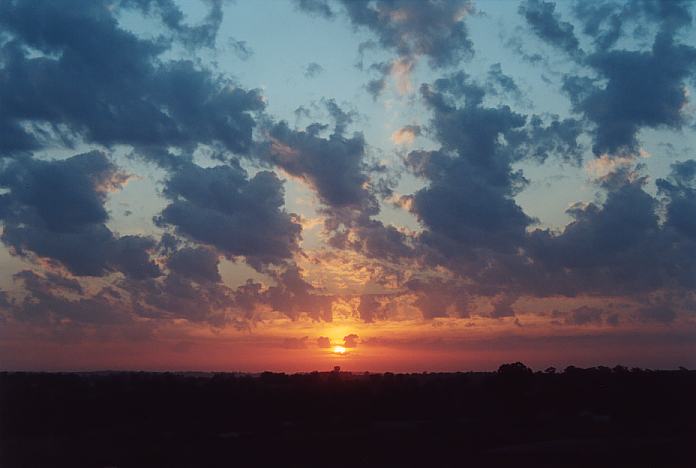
[1,363,694,467]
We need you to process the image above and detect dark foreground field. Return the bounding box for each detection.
[1,364,695,468]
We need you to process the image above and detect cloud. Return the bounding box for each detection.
[343,333,359,348]
[337,0,474,69]
[566,306,604,326]
[486,63,523,101]
[265,265,334,321]
[0,151,160,278]
[391,125,421,145]
[519,0,582,58]
[564,33,696,156]
[528,176,696,296]
[358,295,388,323]
[257,101,377,213]
[156,161,302,270]
[0,0,264,158]
[228,38,254,60]
[9,270,149,339]
[121,0,224,49]
[657,159,696,238]
[304,62,324,78]
[294,0,334,18]
[295,0,475,98]
[282,336,309,349]
[637,305,677,324]
[317,336,332,348]
[405,278,471,319]
[167,247,222,284]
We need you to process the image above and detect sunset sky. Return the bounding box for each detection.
[1,0,695,372]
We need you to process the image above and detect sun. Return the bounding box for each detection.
[332,345,346,354]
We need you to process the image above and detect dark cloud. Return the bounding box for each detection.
[0,0,264,158]
[167,247,222,283]
[10,270,141,334]
[265,266,333,321]
[257,106,376,212]
[520,0,696,157]
[657,159,696,238]
[122,272,237,326]
[519,0,582,58]
[563,33,696,156]
[529,177,696,295]
[0,151,160,278]
[156,161,302,269]
[405,75,534,258]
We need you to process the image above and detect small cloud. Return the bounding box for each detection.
[343,334,359,348]
[304,62,324,78]
[391,125,421,145]
[228,38,253,60]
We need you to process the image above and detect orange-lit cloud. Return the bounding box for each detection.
[391,125,421,145]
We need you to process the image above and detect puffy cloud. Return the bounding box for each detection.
[564,33,696,156]
[0,151,160,278]
[529,177,696,295]
[0,0,264,158]
[259,121,374,210]
[405,75,534,258]
[156,161,302,269]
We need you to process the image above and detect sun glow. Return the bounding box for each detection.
[332,345,346,355]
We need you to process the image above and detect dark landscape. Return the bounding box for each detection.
[2,364,695,468]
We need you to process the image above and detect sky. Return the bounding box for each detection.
[1,0,695,372]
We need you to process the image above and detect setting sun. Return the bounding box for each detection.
[332,346,346,355]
